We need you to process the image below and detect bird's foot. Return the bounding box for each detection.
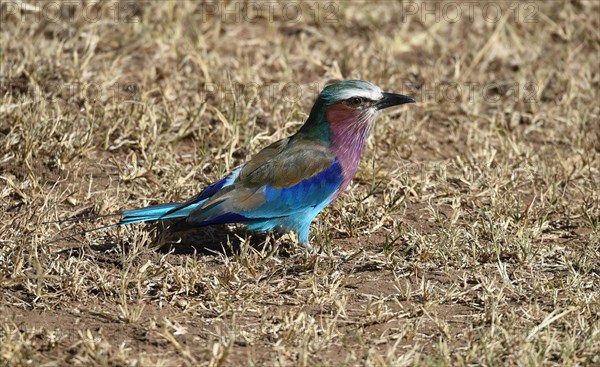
[300,241,314,253]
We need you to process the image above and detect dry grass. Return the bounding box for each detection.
[1,1,599,366]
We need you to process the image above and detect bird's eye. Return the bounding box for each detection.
[346,97,364,107]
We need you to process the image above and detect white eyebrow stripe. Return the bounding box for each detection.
[335,87,384,101]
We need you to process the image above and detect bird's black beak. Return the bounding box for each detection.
[375,93,416,110]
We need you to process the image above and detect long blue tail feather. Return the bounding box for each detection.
[119,201,204,225]
[44,201,204,246]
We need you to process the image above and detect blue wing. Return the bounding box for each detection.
[252,159,343,216]
[186,142,342,226]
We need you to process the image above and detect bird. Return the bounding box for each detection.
[55,80,415,249]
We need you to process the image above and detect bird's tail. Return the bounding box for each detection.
[43,201,203,245]
[119,202,192,225]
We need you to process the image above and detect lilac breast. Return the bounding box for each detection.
[326,104,373,200]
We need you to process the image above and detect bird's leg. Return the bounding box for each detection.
[297,226,317,254]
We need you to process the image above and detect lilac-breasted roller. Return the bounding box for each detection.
[117,80,414,248]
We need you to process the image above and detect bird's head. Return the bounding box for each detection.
[319,80,415,126]
[295,80,415,195]
[299,80,415,142]
[320,80,414,109]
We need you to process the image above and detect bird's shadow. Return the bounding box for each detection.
[78,222,290,258]
[153,223,271,255]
